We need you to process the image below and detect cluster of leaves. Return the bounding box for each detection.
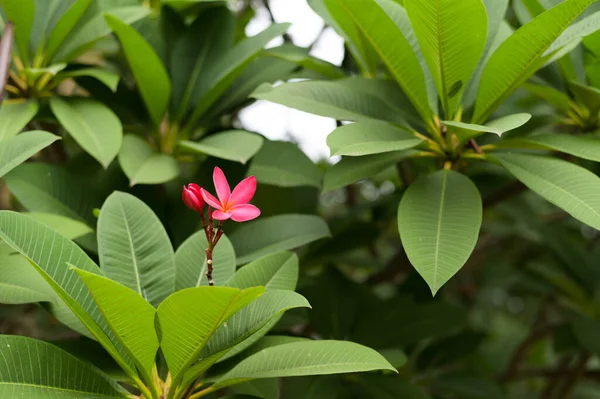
[2,0,600,398]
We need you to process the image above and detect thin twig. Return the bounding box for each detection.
[542,355,575,399]
[556,352,592,399]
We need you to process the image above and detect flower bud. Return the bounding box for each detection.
[182,183,205,212]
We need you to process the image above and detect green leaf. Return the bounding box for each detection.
[0,241,54,304]
[473,0,596,123]
[186,23,290,128]
[251,80,407,125]
[324,0,432,121]
[494,153,600,231]
[246,141,322,188]
[404,0,487,116]
[523,83,573,112]
[0,0,34,64]
[324,151,412,192]
[105,14,171,126]
[56,6,151,62]
[23,63,66,81]
[179,130,263,164]
[74,269,159,385]
[98,191,175,307]
[212,340,396,389]
[546,10,600,57]
[228,252,299,291]
[492,134,600,163]
[0,100,39,141]
[398,170,482,295]
[57,68,120,92]
[4,163,100,226]
[443,113,532,142]
[170,6,235,118]
[157,286,264,382]
[327,121,422,156]
[573,317,600,356]
[175,230,236,290]
[44,0,93,62]
[0,211,135,376]
[118,134,179,186]
[232,379,279,399]
[26,212,93,240]
[569,81,600,114]
[50,97,122,168]
[0,131,59,178]
[309,0,379,75]
[0,335,127,398]
[182,290,311,387]
[264,44,345,79]
[230,215,331,265]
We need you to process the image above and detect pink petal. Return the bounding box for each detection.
[213,167,231,204]
[228,176,257,207]
[187,183,202,197]
[229,204,261,222]
[212,210,232,221]
[201,188,223,210]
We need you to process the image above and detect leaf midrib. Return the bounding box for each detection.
[433,170,448,293]
[117,197,144,300]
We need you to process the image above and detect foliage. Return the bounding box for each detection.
[1,0,600,398]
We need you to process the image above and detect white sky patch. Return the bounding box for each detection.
[240,0,345,162]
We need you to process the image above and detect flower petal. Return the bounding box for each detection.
[212,210,232,221]
[201,188,223,210]
[228,176,257,207]
[213,167,231,204]
[182,185,204,212]
[229,204,261,222]
[187,183,202,197]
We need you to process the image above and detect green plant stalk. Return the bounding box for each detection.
[188,385,218,399]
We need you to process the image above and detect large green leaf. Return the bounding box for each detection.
[324,0,432,121]
[0,211,135,375]
[327,121,422,157]
[0,335,127,398]
[473,0,596,123]
[74,269,159,386]
[0,131,59,178]
[4,163,100,226]
[494,153,600,231]
[491,134,600,162]
[157,286,264,382]
[105,14,171,126]
[228,252,299,291]
[175,230,236,290]
[229,215,331,265]
[118,134,179,186]
[181,290,311,388]
[264,44,345,79]
[170,6,235,118]
[0,0,34,64]
[50,97,122,168]
[522,83,573,112]
[308,0,379,75]
[0,100,39,141]
[398,170,482,295]
[252,81,406,125]
[179,130,263,164]
[0,241,54,304]
[212,340,396,389]
[324,151,412,192]
[404,0,487,116]
[246,141,322,188]
[186,23,290,128]
[569,81,600,114]
[97,191,175,307]
[26,212,92,240]
[56,6,151,62]
[44,0,93,62]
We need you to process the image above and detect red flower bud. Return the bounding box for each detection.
[182,183,205,213]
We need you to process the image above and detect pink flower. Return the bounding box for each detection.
[201,167,261,222]
[182,183,204,213]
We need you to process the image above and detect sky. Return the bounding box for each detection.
[239,0,345,162]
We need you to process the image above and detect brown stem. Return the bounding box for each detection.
[542,355,574,399]
[500,324,554,381]
[205,246,214,286]
[469,138,483,154]
[556,352,592,399]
